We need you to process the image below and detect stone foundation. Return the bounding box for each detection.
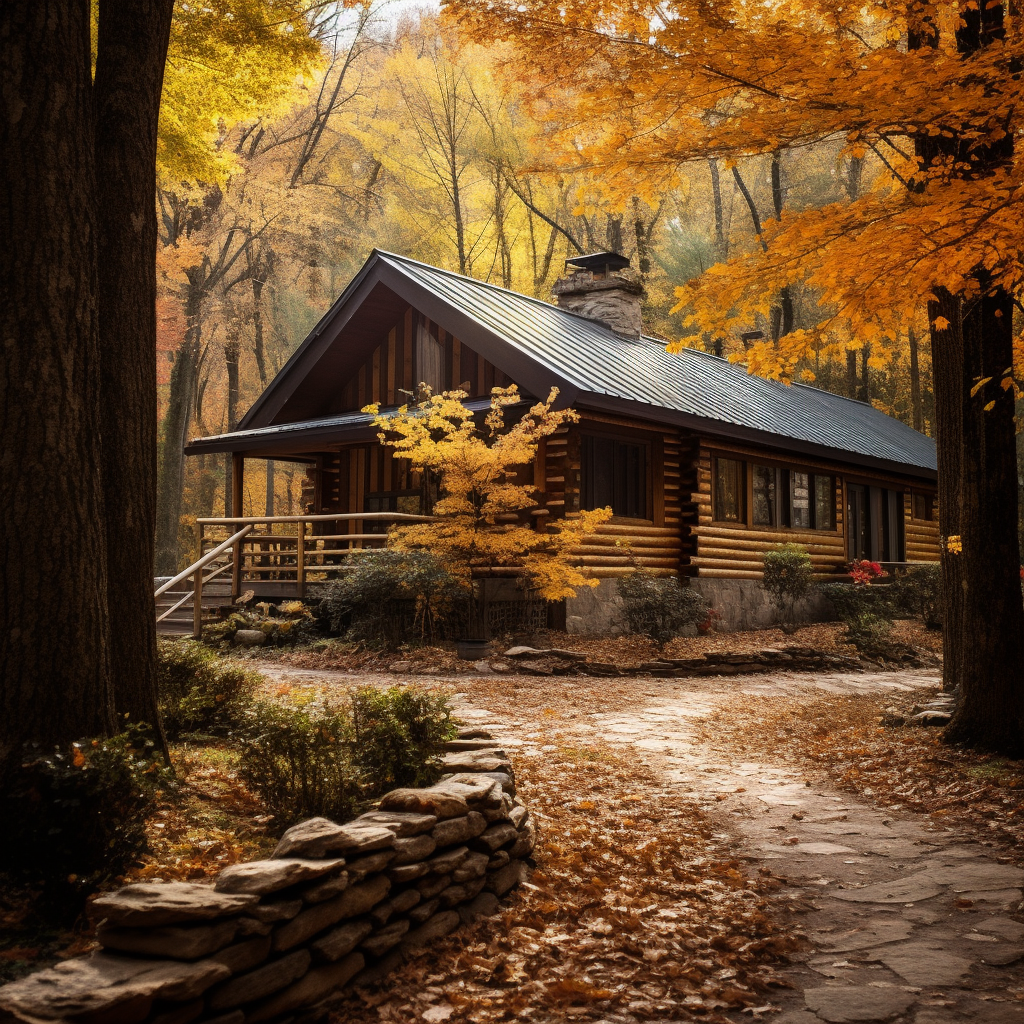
[565,579,625,635]
[689,578,834,632]
[0,736,532,1024]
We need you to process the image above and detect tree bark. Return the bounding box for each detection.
[908,325,924,432]
[0,0,115,768]
[224,336,240,516]
[93,0,174,738]
[708,159,727,261]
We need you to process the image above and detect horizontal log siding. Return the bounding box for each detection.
[554,412,689,578]
[693,438,939,578]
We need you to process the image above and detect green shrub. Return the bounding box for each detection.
[761,543,814,628]
[0,725,170,914]
[617,567,710,646]
[320,550,469,646]
[842,610,898,657]
[350,686,457,795]
[818,580,891,620]
[237,702,363,827]
[888,564,943,629]
[157,639,259,739]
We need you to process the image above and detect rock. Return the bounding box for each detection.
[509,820,536,859]
[245,952,363,1023]
[215,858,346,896]
[452,852,489,883]
[388,862,429,883]
[433,812,487,846]
[457,728,494,739]
[96,918,239,960]
[378,788,469,821]
[361,919,410,957]
[443,738,503,752]
[390,661,413,672]
[441,751,511,774]
[349,948,405,989]
[426,846,469,874]
[234,630,267,647]
[310,920,373,963]
[356,810,438,837]
[0,953,230,1021]
[149,998,204,1024]
[273,875,390,951]
[207,949,311,1010]
[337,850,394,885]
[503,646,586,660]
[457,892,501,925]
[236,917,272,937]
[408,898,440,924]
[803,985,915,1023]
[300,871,350,904]
[210,935,273,974]
[402,910,461,949]
[583,662,621,676]
[485,859,528,897]
[272,819,396,860]
[833,871,944,903]
[392,834,436,865]
[470,660,494,674]
[416,874,452,899]
[910,710,952,726]
[93,882,258,928]
[247,900,303,924]
[869,943,971,986]
[819,920,914,952]
[441,775,508,805]
[488,660,513,673]
[369,889,421,927]
[439,877,486,907]
[508,805,528,829]
[879,708,907,727]
[487,850,510,871]
[196,1013,244,1024]
[471,823,518,853]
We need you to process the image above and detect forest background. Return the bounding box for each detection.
[157,0,952,574]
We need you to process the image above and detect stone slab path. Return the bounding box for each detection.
[257,661,1024,1022]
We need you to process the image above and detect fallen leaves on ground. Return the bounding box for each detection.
[696,689,1024,863]
[334,742,795,1023]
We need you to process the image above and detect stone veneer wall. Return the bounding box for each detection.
[0,733,532,1024]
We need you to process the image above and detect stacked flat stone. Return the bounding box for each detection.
[0,731,532,1024]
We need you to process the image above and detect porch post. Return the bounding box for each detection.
[232,453,244,597]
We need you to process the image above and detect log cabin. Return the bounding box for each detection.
[185,250,939,632]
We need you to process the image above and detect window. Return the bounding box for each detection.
[752,464,777,526]
[790,471,811,529]
[714,458,744,522]
[415,320,444,395]
[912,491,934,522]
[364,491,421,533]
[847,485,905,560]
[814,475,835,531]
[581,435,648,519]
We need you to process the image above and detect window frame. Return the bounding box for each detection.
[911,490,935,522]
[580,430,653,522]
[712,456,745,524]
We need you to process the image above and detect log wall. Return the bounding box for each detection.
[691,438,939,580]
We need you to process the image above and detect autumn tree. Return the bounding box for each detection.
[448,0,1024,753]
[365,385,611,629]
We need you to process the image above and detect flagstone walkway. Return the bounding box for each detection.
[258,660,1024,1022]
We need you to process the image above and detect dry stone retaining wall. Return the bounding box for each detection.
[0,734,532,1024]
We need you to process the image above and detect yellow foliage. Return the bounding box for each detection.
[365,385,611,600]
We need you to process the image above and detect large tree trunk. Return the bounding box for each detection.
[940,283,1024,752]
[93,0,174,737]
[0,0,114,767]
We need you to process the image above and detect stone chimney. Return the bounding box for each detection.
[552,252,646,339]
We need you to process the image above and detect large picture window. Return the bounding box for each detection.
[581,434,648,519]
[712,455,836,531]
[714,457,744,522]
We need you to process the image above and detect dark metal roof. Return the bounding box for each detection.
[374,252,937,475]
[190,249,936,479]
[565,251,632,272]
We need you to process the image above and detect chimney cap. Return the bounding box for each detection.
[564,251,631,274]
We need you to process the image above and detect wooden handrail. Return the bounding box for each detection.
[155,525,253,597]
[196,512,434,525]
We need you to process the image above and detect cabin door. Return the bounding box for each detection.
[847,484,869,561]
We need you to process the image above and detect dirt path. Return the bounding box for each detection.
[256,661,1024,1023]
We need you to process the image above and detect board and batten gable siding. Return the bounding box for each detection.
[692,439,940,580]
[328,308,513,415]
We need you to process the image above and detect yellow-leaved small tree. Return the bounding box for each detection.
[364,385,611,630]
